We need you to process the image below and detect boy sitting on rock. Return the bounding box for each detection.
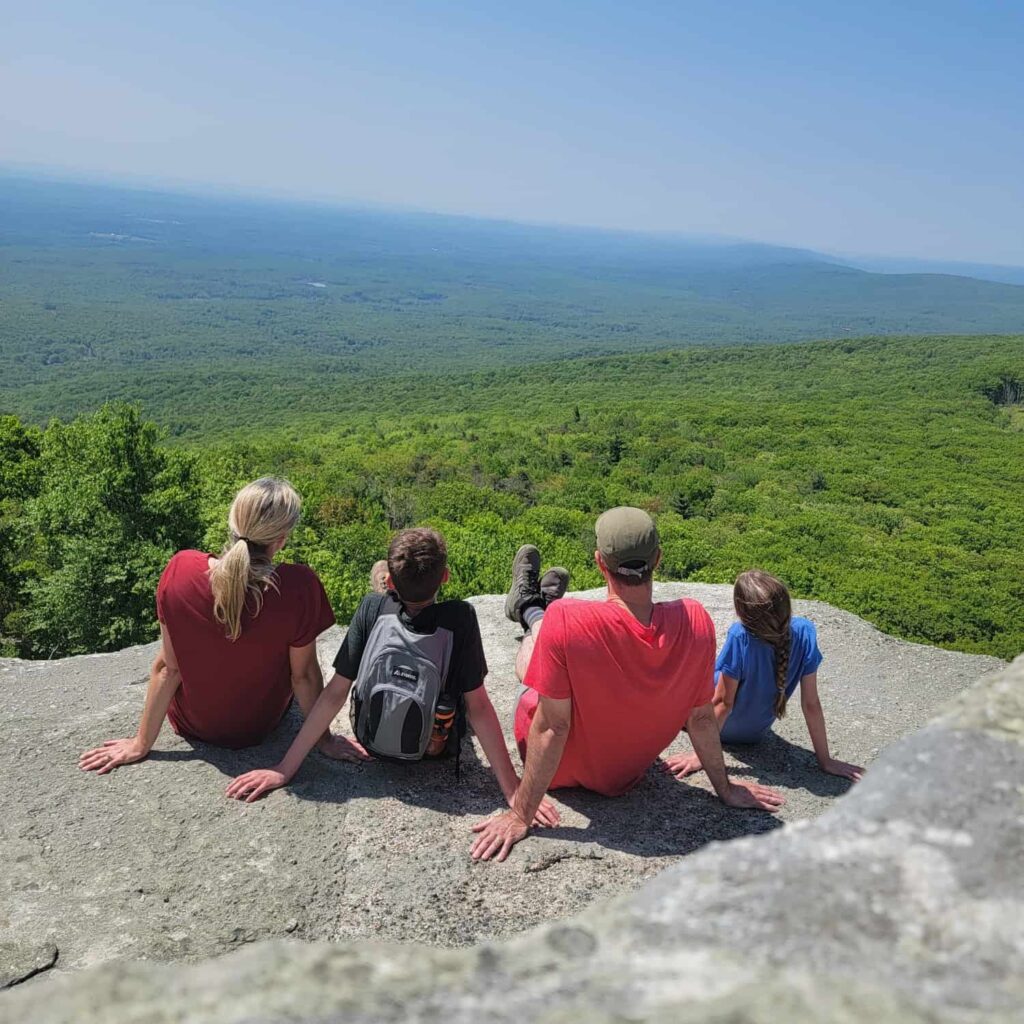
[227,528,559,826]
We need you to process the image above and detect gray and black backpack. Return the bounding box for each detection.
[349,613,458,763]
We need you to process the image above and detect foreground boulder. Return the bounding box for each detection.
[1,585,1013,1021]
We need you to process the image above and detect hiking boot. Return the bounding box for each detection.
[540,567,570,607]
[505,544,541,624]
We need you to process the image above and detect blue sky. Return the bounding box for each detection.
[2,0,1022,263]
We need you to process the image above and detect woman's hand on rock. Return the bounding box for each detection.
[79,738,147,774]
[225,767,290,802]
[317,734,372,763]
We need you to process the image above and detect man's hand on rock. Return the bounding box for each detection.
[79,738,147,774]
[819,757,864,782]
[506,786,560,828]
[720,780,785,812]
[225,767,291,803]
[470,810,529,862]
[662,752,703,778]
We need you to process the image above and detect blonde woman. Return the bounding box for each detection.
[80,478,365,773]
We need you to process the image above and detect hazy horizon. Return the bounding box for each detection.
[3,1,1022,266]
[8,165,1024,282]
[0,162,833,252]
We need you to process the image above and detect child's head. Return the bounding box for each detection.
[369,559,389,594]
[733,569,793,717]
[387,528,448,604]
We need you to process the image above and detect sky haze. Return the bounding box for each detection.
[2,0,1022,263]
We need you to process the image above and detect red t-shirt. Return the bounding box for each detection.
[515,597,715,796]
[156,550,335,748]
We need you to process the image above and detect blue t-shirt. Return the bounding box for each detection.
[715,617,823,743]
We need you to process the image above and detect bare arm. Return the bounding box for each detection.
[664,673,740,779]
[464,687,560,827]
[685,702,784,811]
[79,625,183,773]
[225,671,370,802]
[278,671,360,776]
[464,686,521,801]
[470,694,572,861]
[685,702,732,796]
[288,641,333,752]
[512,695,571,824]
[800,674,864,781]
[713,673,739,731]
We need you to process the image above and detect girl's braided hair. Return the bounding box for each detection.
[733,569,793,718]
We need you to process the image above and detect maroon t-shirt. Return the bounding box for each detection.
[156,550,335,748]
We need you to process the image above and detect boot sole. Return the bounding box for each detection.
[505,544,541,622]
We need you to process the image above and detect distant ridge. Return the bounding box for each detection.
[844,253,1024,287]
[0,173,831,269]
[5,170,1022,282]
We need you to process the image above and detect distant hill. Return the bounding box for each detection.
[845,254,1024,287]
[0,173,831,267]
[3,173,1024,426]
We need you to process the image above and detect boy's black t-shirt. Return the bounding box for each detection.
[333,591,488,695]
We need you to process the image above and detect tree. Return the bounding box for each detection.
[669,469,716,519]
[16,404,202,656]
[0,416,42,652]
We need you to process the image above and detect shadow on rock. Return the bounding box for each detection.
[723,731,856,799]
[529,765,784,860]
[148,706,507,819]
[149,709,784,861]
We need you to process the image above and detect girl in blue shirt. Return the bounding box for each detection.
[666,569,863,783]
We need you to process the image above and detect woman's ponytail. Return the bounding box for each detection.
[209,538,254,641]
[208,478,302,641]
[733,569,793,721]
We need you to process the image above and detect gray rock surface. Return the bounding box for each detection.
[1,584,1015,1023]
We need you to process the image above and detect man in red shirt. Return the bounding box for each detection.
[471,506,784,862]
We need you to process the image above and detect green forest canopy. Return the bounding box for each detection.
[2,334,1022,661]
[6,175,1024,435]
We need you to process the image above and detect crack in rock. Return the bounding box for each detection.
[0,942,59,990]
[525,849,606,874]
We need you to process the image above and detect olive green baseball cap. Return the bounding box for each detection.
[595,506,660,577]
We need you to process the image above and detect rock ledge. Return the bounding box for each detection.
[1,585,1018,1022]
